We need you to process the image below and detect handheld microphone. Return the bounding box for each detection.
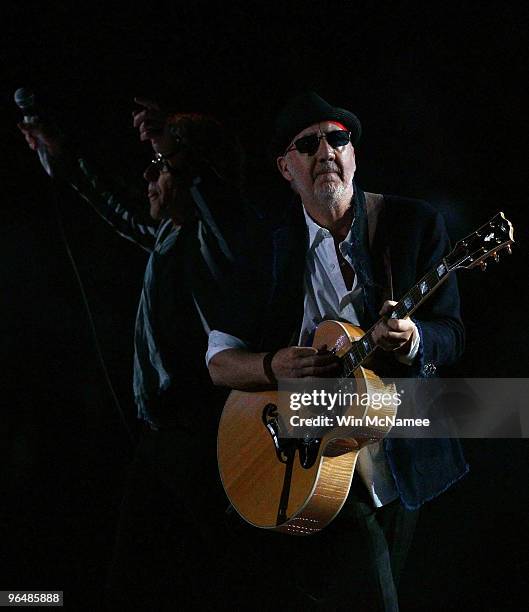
[14,87,53,176]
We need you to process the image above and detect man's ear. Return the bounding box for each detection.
[276,156,293,182]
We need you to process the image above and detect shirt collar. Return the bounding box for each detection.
[302,203,355,250]
[303,207,327,249]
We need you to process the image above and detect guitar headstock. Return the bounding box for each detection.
[446,212,514,271]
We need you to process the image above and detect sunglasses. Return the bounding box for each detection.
[149,152,173,173]
[284,130,352,156]
[144,152,185,183]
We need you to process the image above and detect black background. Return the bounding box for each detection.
[2,2,528,610]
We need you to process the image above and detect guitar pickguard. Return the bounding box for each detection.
[262,403,321,469]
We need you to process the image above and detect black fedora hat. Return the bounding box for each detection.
[271,91,362,157]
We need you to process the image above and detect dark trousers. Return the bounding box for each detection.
[103,427,231,611]
[104,430,417,611]
[228,475,418,611]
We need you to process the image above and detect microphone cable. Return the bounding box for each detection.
[50,178,136,446]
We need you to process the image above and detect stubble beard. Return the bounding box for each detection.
[292,174,351,214]
[314,180,348,211]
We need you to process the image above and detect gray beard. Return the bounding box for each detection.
[314,181,347,210]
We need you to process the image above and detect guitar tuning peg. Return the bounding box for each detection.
[494,252,500,263]
[480,261,487,271]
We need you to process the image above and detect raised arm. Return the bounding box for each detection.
[18,119,159,252]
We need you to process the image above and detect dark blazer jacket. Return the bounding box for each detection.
[225,184,468,510]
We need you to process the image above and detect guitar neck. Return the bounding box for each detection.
[341,258,451,376]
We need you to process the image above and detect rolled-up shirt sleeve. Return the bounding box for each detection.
[206,330,249,366]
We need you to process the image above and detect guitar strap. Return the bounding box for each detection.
[364,192,394,302]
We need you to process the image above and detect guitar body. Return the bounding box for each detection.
[217,320,398,535]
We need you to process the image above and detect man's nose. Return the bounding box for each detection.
[316,135,336,161]
[143,164,159,182]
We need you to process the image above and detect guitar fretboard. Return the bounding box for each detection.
[341,259,450,376]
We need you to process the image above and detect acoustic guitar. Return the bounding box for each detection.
[217,212,514,535]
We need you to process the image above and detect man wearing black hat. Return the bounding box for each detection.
[207,92,467,609]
